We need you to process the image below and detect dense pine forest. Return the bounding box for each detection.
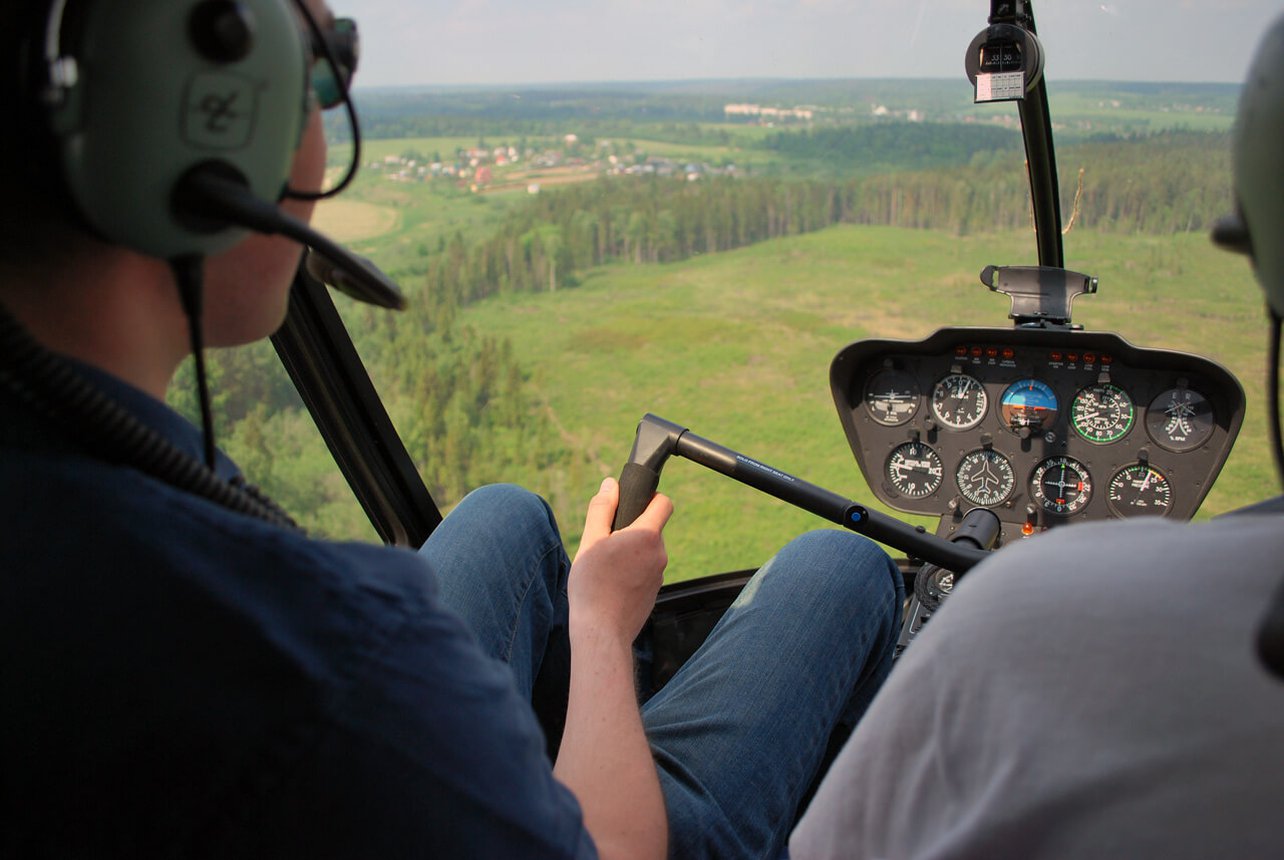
[175,81,1241,540]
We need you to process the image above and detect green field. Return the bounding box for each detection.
[396,224,1270,581]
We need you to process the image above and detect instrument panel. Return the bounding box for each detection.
[831,327,1245,548]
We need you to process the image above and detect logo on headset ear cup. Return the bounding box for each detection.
[45,0,308,259]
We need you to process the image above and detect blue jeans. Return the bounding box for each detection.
[423,484,903,859]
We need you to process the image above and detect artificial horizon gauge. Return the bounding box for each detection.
[885,441,944,498]
[1000,378,1058,432]
[1107,463,1173,518]
[1031,455,1092,516]
[955,449,1016,507]
[1146,387,1215,452]
[930,373,988,430]
[1071,382,1135,444]
[863,368,921,426]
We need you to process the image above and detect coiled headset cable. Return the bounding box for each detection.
[0,300,300,531]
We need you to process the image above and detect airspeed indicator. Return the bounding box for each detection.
[1072,383,1135,444]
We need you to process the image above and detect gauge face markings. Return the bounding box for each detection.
[863,369,920,426]
[955,449,1016,507]
[1030,456,1092,515]
[1071,383,1135,444]
[885,441,944,498]
[1000,378,1058,433]
[1107,463,1172,518]
[930,373,988,430]
[1146,387,1214,452]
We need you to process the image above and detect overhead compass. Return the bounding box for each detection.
[955,449,1016,508]
[1146,387,1214,452]
[1031,456,1092,516]
[885,441,944,499]
[1107,463,1173,518]
[1071,383,1135,444]
[863,369,920,426]
[930,373,988,431]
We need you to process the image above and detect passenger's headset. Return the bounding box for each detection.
[26,0,402,306]
[1213,13,1284,679]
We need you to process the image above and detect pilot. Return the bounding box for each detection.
[0,1,902,857]
[791,14,1284,859]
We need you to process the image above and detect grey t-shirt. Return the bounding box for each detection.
[791,511,1284,859]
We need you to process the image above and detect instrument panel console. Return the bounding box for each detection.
[831,327,1245,549]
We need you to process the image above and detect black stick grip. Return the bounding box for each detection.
[612,462,660,531]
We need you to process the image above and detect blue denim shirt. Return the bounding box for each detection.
[0,362,595,858]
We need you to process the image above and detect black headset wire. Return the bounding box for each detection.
[0,302,300,532]
[170,255,216,470]
[284,0,361,201]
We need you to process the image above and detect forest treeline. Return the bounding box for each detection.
[180,128,1234,535]
[403,130,1231,316]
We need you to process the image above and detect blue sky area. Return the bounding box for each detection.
[350,0,1283,87]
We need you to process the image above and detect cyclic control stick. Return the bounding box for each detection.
[611,414,993,574]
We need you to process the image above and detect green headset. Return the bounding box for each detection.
[33,0,310,259]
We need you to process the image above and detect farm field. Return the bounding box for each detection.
[422,224,1268,580]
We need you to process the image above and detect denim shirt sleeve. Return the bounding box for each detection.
[217,538,598,859]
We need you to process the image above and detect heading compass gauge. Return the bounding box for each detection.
[930,373,988,430]
[1146,387,1215,452]
[955,449,1016,507]
[1000,378,1058,433]
[1107,463,1173,518]
[1031,456,1092,516]
[1071,383,1135,444]
[863,369,920,426]
[886,441,944,499]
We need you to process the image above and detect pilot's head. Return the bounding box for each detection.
[0,0,347,349]
[1216,13,1284,319]
[3,0,355,255]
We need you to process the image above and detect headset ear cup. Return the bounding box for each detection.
[46,0,308,260]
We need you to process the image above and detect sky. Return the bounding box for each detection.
[350,0,1284,89]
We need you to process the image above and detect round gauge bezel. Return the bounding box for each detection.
[930,373,988,431]
[1107,463,1173,518]
[1030,455,1093,516]
[999,378,1059,433]
[1145,387,1215,453]
[862,368,921,427]
[885,441,945,499]
[1071,382,1136,444]
[955,448,1017,508]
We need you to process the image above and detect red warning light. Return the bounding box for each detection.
[1066,352,1079,363]
[955,345,968,357]
[1050,351,1063,362]
[1100,354,1114,365]
[1083,352,1097,364]
[970,346,983,358]
[1021,521,1036,536]
[1002,348,1015,360]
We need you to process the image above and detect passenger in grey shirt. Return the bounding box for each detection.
[792,13,1284,859]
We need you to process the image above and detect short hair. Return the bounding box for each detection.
[0,1,94,267]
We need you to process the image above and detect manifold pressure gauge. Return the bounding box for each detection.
[886,441,944,499]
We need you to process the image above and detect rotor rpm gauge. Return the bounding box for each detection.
[1000,378,1058,433]
[1031,456,1093,516]
[930,373,988,430]
[955,449,1016,508]
[863,369,920,426]
[885,441,944,499]
[1071,383,1135,444]
[1146,387,1215,452]
[1108,463,1173,518]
